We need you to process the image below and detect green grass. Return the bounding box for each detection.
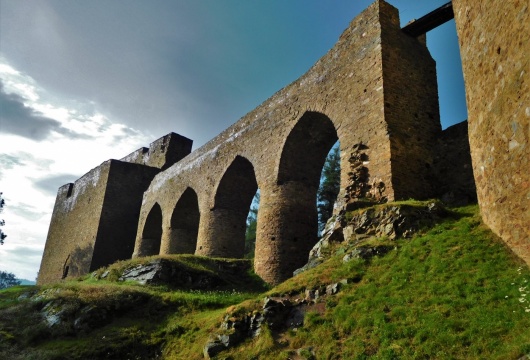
[266,205,530,359]
[1,204,529,359]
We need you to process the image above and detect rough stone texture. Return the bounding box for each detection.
[433,121,477,205]
[342,245,394,263]
[44,0,525,286]
[114,258,250,289]
[295,202,447,276]
[204,297,306,358]
[452,0,530,265]
[38,134,192,285]
[133,0,440,285]
[32,288,150,337]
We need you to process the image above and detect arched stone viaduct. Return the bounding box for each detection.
[39,0,529,286]
[132,0,441,284]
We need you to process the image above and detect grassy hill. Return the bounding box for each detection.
[1,204,529,359]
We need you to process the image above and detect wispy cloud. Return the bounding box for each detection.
[0,59,151,280]
[0,82,68,141]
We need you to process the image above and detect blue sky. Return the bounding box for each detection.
[0,0,466,280]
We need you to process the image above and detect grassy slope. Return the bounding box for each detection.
[1,205,529,359]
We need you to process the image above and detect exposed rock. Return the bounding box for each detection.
[293,257,323,277]
[29,288,151,339]
[342,245,394,262]
[295,202,447,276]
[203,340,226,359]
[325,283,341,296]
[116,258,249,289]
[296,347,316,360]
[204,296,310,358]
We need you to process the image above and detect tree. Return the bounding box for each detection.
[244,191,260,258]
[0,192,6,245]
[317,144,341,234]
[0,271,20,289]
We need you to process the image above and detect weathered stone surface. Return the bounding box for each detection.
[343,245,394,262]
[205,296,311,357]
[452,0,530,267]
[30,288,150,338]
[296,202,446,276]
[432,121,477,206]
[112,258,250,289]
[132,0,442,286]
[45,0,530,287]
[203,341,226,359]
[38,133,192,285]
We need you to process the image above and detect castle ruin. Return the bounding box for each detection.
[38,0,529,285]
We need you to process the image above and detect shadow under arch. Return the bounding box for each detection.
[137,203,163,256]
[209,155,258,258]
[278,111,339,186]
[255,111,339,284]
[166,187,200,254]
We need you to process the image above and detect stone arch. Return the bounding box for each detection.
[255,111,339,284]
[277,111,339,186]
[196,155,258,258]
[137,203,163,256]
[164,187,200,254]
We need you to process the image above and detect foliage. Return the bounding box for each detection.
[317,144,341,233]
[0,192,6,245]
[0,271,20,290]
[244,191,260,258]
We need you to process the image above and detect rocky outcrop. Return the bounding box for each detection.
[94,258,251,289]
[295,202,447,275]
[117,258,224,288]
[30,288,151,337]
[204,297,304,358]
[204,278,353,358]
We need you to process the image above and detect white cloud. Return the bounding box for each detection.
[0,59,151,280]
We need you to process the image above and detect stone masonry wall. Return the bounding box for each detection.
[379,3,441,200]
[133,0,441,285]
[433,121,476,205]
[90,161,160,271]
[40,0,495,286]
[452,0,529,265]
[120,132,192,171]
[39,163,111,284]
[38,134,192,284]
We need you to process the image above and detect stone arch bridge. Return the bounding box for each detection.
[38,0,529,285]
[134,0,441,285]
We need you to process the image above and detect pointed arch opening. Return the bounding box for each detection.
[168,187,200,254]
[211,155,258,258]
[138,203,162,256]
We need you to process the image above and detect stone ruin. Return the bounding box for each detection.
[38,0,529,285]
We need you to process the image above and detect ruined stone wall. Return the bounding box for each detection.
[120,132,192,170]
[433,121,476,205]
[90,161,160,271]
[40,0,477,286]
[133,0,441,284]
[39,163,111,284]
[379,3,441,200]
[452,0,529,264]
[38,134,192,285]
